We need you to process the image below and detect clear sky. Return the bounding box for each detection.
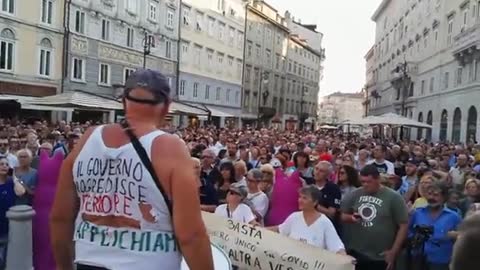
[268,0,383,97]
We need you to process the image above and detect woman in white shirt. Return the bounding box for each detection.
[268,185,346,254]
[214,183,257,225]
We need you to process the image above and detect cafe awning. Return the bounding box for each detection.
[0,94,74,112]
[22,103,74,112]
[205,106,235,118]
[27,91,123,111]
[169,102,208,115]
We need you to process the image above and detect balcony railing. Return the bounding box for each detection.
[452,21,480,56]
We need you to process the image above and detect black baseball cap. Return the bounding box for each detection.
[123,69,171,105]
[406,158,421,166]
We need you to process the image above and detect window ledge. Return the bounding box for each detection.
[0,70,14,75]
[71,78,86,83]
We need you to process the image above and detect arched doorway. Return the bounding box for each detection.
[440,110,448,142]
[417,112,424,140]
[467,106,477,143]
[452,108,462,143]
[426,111,433,142]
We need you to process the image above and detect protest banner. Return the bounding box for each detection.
[202,212,355,270]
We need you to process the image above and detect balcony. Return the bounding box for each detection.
[452,22,480,65]
[259,106,276,119]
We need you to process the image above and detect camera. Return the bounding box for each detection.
[410,225,434,250]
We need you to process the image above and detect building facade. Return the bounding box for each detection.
[65,0,180,98]
[283,12,324,129]
[364,45,375,117]
[318,92,364,125]
[0,0,64,98]
[242,0,289,127]
[178,0,245,127]
[368,0,480,143]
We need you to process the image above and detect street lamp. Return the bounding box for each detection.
[142,32,155,69]
[392,61,411,139]
[299,85,309,130]
[256,71,269,128]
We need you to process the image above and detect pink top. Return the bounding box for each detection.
[33,150,64,270]
[265,168,302,226]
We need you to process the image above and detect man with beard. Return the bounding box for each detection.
[408,182,461,270]
[221,141,238,164]
[402,158,420,202]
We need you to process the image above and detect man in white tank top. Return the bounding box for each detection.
[50,69,214,270]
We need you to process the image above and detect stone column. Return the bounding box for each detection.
[6,205,35,270]
[220,117,225,128]
[108,110,116,123]
[66,111,73,123]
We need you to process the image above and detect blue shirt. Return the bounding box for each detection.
[409,206,461,264]
[397,177,410,196]
[0,178,16,237]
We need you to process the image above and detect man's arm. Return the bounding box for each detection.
[340,191,358,223]
[50,127,94,270]
[154,136,213,270]
[386,192,409,266]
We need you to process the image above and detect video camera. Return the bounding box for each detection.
[410,225,434,250]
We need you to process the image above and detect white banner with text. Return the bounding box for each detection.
[202,212,355,270]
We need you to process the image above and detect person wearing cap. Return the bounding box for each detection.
[402,158,420,202]
[214,182,257,225]
[408,182,461,270]
[245,169,269,225]
[50,69,213,270]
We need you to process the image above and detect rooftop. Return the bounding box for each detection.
[325,92,364,99]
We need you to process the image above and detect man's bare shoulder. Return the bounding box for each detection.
[152,132,189,159]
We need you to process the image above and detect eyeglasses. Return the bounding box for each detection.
[339,171,346,175]
[228,190,240,196]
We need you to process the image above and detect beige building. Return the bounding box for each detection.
[368,0,480,143]
[0,0,64,100]
[242,0,290,127]
[178,0,245,127]
[242,0,324,129]
[318,92,364,125]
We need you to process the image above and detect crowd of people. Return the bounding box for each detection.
[1,117,480,269]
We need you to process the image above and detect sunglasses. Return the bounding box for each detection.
[228,190,240,196]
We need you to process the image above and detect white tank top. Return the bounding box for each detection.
[72,125,181,270]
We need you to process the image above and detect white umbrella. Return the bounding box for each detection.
[343,113,432,128]
[319,125,338,129]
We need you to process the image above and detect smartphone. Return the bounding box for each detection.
[7,168,13,177]
[353,213,362,220]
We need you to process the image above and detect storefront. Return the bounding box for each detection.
[205,106,241,129]
[283,115,298,131]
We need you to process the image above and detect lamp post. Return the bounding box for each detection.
[256,71,269,128]
[299,85,308,130]
[392,61,411,140]
[142,32,155,69]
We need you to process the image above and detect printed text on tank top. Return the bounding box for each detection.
[72,125,181,269]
